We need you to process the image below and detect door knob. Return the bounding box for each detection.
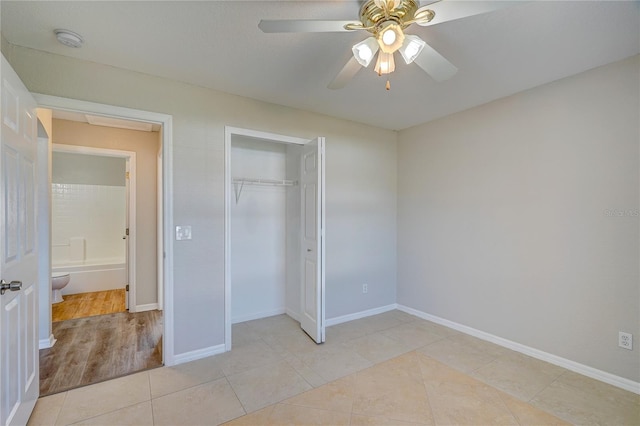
[0,279,22,295]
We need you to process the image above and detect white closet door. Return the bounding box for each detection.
[300,137,325,343]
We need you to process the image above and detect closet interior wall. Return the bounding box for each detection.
[230,136,302,323]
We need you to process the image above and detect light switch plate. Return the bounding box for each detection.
[176,225,192,240]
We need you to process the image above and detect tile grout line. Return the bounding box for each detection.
[495,390,526,426]
[54,391,69,425]
[524,371,576,426]
[147,372,156,426]
[415,350,438,426]
[526,369,567,404]
[221,375,249,422]
[66,397,149,425]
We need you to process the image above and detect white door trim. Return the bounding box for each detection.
[51,143,137,310]
[32,94,176,365]
[224,126,308,351]
[157,151,164,311]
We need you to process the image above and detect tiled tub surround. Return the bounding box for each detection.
[51,183,126,265]
[29,311,640,425]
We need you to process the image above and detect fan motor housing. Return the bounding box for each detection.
[359,0,420,31]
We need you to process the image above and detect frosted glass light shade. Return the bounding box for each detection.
[399,35,426,64]
[374,51,396,75]
[352,37,380,67]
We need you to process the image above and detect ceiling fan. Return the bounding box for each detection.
[259,0,511,90]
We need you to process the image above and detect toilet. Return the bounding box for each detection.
[51,272,70,304]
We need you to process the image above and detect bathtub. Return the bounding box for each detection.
[52,258,126,295]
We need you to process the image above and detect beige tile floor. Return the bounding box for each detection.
[28,310,639,425]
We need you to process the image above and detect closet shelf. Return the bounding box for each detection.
[232,177,297,203]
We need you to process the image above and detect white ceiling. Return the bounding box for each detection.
[2,1,638,130]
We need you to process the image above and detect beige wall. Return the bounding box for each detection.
[4,44,398,356]
[52,119,160,307]
[36,107,53,138]
[397,55,639,382]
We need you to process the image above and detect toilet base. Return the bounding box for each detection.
[52,289,64,304]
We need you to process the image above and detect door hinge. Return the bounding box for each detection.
[125,171,130,179]
[126,284,129,291]
[126,228,129,236]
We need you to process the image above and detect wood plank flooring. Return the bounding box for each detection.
[52,289,126,322]
[40,310,163,396]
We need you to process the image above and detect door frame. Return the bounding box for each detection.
[223,126,323,351]
[32,94,176,365]
[51,144,137,310]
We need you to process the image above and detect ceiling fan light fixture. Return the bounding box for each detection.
[377,21,404,54]
[374,51,395,75]
[352,37,379,67]
[399,34,426,64]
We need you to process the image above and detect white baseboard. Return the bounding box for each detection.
[172,344,226,366]
[397,304,640,395]
[39,334,56,349]
[135,303,159,313]
[232,308,286,324]
[286,308,300,322]
[326,304,398,327]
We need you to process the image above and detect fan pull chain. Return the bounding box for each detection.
[386,79,390,90]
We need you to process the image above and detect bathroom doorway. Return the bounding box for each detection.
[38,107,167,395]
[50,145,133,322]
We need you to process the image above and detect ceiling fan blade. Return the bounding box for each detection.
[413,43,458,82]
[259,20,359,33]
[417,1,516,27]
[328,57,362,90]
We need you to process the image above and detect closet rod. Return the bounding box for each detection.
[232,177,296,186]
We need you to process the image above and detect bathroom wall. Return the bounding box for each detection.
[53,151,125,185]
[51,152,126,264]
[52,118,161,307]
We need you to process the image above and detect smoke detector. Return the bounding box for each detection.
[54,29,84,48]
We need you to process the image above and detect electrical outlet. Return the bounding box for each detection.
[362,284,368,294]
[619,332,633,350]
[175,225,192,241]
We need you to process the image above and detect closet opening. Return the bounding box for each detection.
[224,127,325,350]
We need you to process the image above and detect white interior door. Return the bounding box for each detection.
[1,55,39,425]
[300,137,325,343]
